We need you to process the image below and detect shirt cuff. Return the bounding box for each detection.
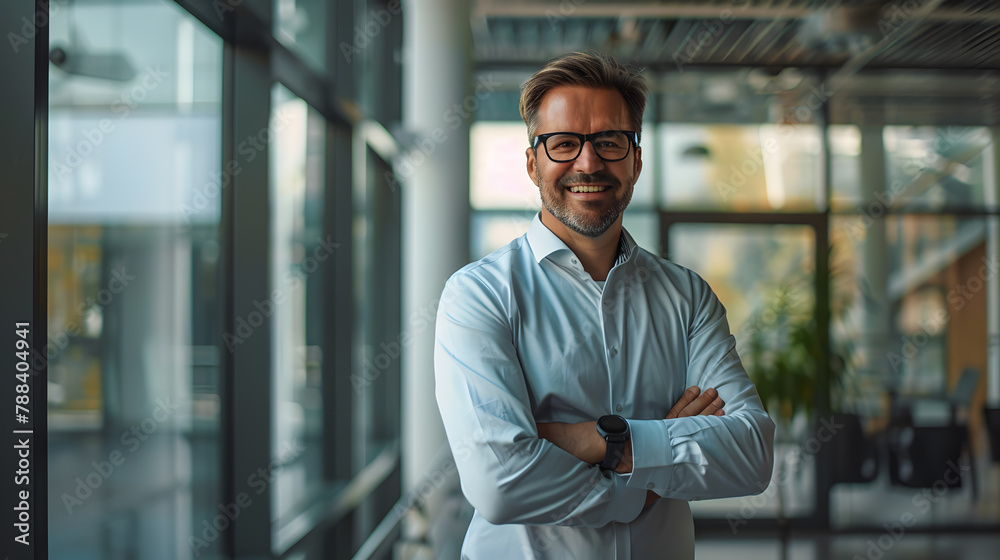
[626,418,710,495]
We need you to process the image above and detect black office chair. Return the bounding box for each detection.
[827,413,879,485]
[886,368,979,491]
[886,424,967,488]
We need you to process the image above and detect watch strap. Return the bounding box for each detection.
[599,439,625,471]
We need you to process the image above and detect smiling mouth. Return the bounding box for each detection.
[566,185,610,193]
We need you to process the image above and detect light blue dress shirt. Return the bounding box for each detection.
[434,214,775,559]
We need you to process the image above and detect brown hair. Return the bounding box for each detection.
[519,52,648,144]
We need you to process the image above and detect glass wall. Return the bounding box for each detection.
[659,124,823,212]
[650,83,1000,530]
[269,84,327,526]
[46,0,224,557]
[274,0,328,72]
[828,125,999,529]
[41,0,405,558]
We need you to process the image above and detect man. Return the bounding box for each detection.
[434,52,774,559]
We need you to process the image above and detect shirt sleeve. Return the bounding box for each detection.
[627,271,776,500]
[435,271,647,527]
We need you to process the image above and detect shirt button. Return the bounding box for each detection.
[609,346,618,357]
[646,483,655,489]
[616,404,623,412]
[571,258,578,265]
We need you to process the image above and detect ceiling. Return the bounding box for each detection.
[471,0,1000,71]
[469,0,1000,125]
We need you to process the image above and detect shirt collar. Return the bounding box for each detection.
[526,212,637,266]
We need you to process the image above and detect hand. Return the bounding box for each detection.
[665,386,725,419]
[644,490,659,508]
[644,386,726,509]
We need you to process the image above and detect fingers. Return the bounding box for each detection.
[697,388,725,416]
[667,386,726,418]
[665,386,701,419]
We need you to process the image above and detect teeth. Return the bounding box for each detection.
[568,186,608,193]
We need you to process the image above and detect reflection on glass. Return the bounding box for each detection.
[830,214,999,528]
[829,125,862,212]
[669,223,816,519]
[831,126,993,212]
[660,124,822,211]
[884,127,991,211]
[274,0,327,72]
[270,84,327,524]
[47,0,223,557]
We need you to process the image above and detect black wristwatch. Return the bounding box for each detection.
[596,414,630,471]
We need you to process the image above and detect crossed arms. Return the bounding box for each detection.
[434,270,775,527]
[536,386,726,507]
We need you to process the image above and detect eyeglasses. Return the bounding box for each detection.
[532,130,638,163]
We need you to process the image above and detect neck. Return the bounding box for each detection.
[540,210,622,281]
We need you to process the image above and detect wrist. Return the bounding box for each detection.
[586,421,605,463]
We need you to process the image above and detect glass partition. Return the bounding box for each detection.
[47,0,224,557]
[659,124,823,212]
[274,0,328,72]
[269,84,327,525]
[828,124,998,529]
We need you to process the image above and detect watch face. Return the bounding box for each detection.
[599,415,628,434]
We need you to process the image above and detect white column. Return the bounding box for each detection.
[859,126,892,399]
[401,0,471,493]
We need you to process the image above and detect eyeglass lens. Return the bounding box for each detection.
[544,131,631,162]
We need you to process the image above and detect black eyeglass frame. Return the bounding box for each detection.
[531,130,639,163]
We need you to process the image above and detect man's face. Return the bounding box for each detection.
[526,86,642,239]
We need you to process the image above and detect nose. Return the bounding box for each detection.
[573,139,606,174]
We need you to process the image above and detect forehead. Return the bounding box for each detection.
[535,86,631,134]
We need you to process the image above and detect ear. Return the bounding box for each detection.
[632,146,643,182]
[526,147,539,186]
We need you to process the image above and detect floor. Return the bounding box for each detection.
[694,533,1000,560]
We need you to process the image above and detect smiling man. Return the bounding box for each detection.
[434,52,775,559]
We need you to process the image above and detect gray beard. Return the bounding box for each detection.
[541,198,623,238]
[539,173,633,238]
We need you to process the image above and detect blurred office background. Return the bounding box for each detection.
[7,0,1000,558]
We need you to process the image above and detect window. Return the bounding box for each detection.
[47,0,224,557]
[269,83,327,524]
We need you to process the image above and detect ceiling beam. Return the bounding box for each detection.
[473,2,814,20]
[473,2,1000,23]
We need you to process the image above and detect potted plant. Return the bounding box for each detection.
[741,262,873,525]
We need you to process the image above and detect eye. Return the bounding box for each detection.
[594,133,627,149]
[546,134,581,151]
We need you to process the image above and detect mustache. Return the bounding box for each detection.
[558,172,621,189]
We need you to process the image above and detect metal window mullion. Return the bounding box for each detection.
[323,1,359,557]
[0,1,48,558]
[222,38,274,559]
